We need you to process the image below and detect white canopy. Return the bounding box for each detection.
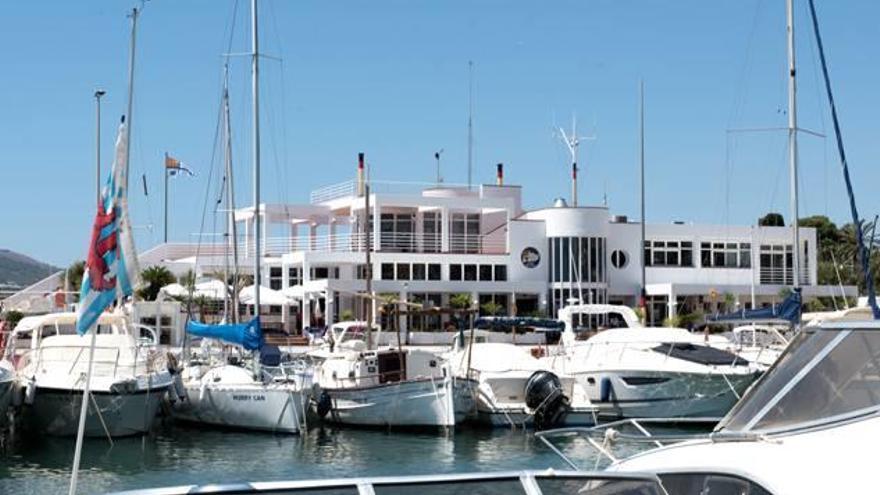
[281,285,305,300]
[239,285,290,306]
[159,279,228,300]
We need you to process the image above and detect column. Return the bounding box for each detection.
[309,223,318,251]
[398,289,408,342]
[289,223,299,252]
[373,201,382,251]
[667,290,677,320]
[326,290,335,327]
[303,294,312,329]
[441,206,450,253]
[329,217,338,251]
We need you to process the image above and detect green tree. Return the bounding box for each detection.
[137,265,176,301]
[2,310,24,329]
[178,269,196,290]
[480,300,503,316]
[758,213,785,227]
[449,293,473,310]
[67,260,86,293]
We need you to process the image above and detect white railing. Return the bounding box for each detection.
[239,232,507,256]
[758,267,810,285]
[310,180,356,204]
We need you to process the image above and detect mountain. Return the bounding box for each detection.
[0,249,60,288]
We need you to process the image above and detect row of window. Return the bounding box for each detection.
[549,237,607,284]
[644,240,694,267]
[642,240,752,269]
[381,263,443,281]
[449,264,507,282]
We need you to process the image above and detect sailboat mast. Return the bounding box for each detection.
[467,60,473,190]
[251,0,261,313]
[124,7,137,190]
[786,0,801,289]
[639,80,647,320]
[223,66,240,323]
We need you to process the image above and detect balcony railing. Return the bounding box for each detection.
[236,232,507,257]
[759,267,810,285]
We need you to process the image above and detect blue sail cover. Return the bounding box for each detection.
[709,289,801,325]
[186,317,263,351]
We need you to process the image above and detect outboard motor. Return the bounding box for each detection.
[524,370,570,430]
[313,384,332,419]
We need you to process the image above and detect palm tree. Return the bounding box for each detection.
[138,265,176,301]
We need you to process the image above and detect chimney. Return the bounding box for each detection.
[572,162,578,207]
[357,152,365,197]
[496,163,504,186]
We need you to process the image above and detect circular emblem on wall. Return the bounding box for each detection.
[521,247,541,268]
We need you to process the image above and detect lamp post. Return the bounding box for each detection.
[94,90,106,203]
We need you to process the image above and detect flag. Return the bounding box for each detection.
[76,120,141,335]
[165,152,194,176]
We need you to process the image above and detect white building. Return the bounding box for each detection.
[6,167,854,331]
[130,162,853,330]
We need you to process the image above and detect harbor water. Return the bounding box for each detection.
[0,421,682,494]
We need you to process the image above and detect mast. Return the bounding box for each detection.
[251,0,262,373]
[467,61,473,190]
[124,8,137,193]
[639,80,647,321]
[786,0,801,290]
[223,64,240,323]
[364,154,373,349]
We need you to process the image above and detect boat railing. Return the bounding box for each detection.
[110,469,670,495]
[535,417,739,470]
[24,342,168,382]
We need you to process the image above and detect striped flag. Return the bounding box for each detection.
[165,152,194,176]
[76,119,141,335]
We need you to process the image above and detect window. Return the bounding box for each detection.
[381,263,394,280]
[269,267,283,290]
[380,212,415,252]
[428,264,441,280]
[288,267,302,286]
[423,212,441,253]
[759,244,793,284]
[449,264,462,281]
[494,265,507,281]
[611,250,629,269]
[644,240,693,267]
[412,264,426,280]
[479,264,493,281]
[355,264,369,280]
[701,241,750,268]
[311,267,330,279]
[464,264,477,281]
[450,213,480,253]
[396,263,410,280]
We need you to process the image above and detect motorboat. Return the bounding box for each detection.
[542,304,761,420]
[6,311,172,437]
[596,318,880,493]
[310,321,470,428]
[448,330,597,429]
[171,319,312,434]
[0,360,15,426]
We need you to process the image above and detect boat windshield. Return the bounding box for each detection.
[720,326,880,432]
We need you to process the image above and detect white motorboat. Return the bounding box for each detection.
[311,322,468,428]
[6,312,172,437]
[603,318,880,494]
[449,331,596,428]
[0,360,15,425]
[543,304,761,420]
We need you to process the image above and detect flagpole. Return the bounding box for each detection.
[164,153,169,243]
[67,325,97,495]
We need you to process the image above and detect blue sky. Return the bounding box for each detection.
[1,1,878,267]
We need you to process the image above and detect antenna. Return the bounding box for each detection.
[557,114,596,207]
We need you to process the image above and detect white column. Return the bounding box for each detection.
[398,289,408,339]
[329,217,338,251]
[373,201,382,251]
[667,290,677,319]
[441,206,450,252]
[326,290,335,327]
[309,223,318,251]
[289,223,299,252]
[303,294,312,329]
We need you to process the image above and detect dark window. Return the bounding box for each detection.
[449,264,462,281]
[611,250,628,269]
[412,264,426,280]
[494,265,507,281]
[312,267,329,279]
[479,265,493,281]
[396,263,410,280]
[464,264,477,281]
[381,263,394,280]
[428,264,441,280]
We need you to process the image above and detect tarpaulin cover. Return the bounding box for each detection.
[186,317,263,351]
[709,288,801,324]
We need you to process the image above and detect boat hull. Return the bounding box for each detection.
[29,386,168,437]
[318,377,462,427]
[575,370,759,419]
[476,407,598,428]
[173,383,309,434]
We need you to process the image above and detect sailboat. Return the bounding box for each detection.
[170,0,311,434]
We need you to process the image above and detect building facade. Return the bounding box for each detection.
[130,173,850,331]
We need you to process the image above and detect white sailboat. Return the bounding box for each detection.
[170,0,311,434]
[311,321,467,428]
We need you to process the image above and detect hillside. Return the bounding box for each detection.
[0,249,59,288]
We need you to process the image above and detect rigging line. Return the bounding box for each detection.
[267,0,292,209]
[802,0,830,216]
[727,0,767,129]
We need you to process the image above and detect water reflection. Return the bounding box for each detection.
[0,422,690,493]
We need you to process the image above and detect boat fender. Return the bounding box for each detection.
[171,374,187,402]
[315,390,332,419]
[599,377,613,402]
[199,380,209,402]
[24,380,36,406]
[11,382,23,407]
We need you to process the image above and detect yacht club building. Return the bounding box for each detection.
[3,165,855,331]
[139,162,851,330]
